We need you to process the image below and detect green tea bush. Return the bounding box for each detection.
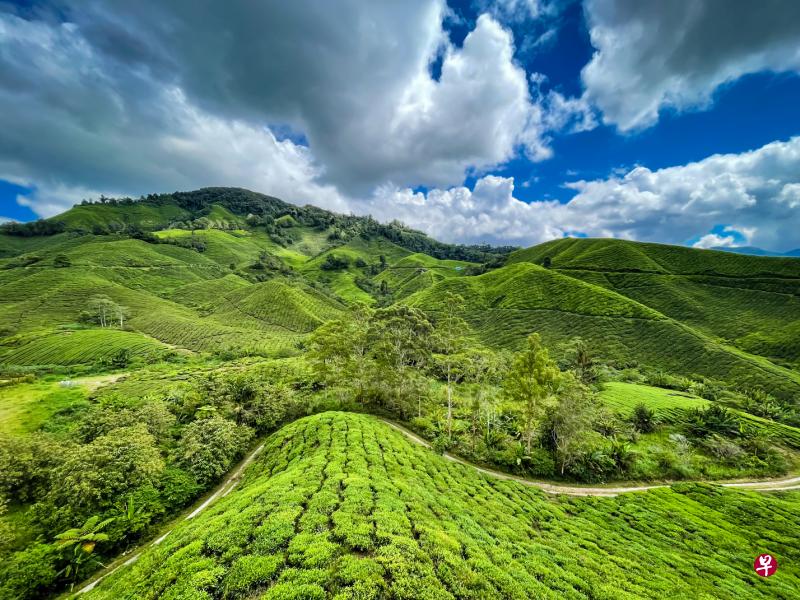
[84,413,800,600]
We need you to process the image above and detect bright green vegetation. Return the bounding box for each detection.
[1,188,799,598]
[84,412,800,600]
[601,382,710,417]
[601,382,800,450]
[0,330,168,366]
[0,380,87,434]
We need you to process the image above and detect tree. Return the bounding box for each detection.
[83,295,129,328]
[371,306,434,417]
[543,376,597,475]
[503,333,560,454]
[308,305,375,403]
[321,253,350,270]
[43,426,164,527]
[174,416,253,486]
[563,337,596,384]
[434,292,469,438]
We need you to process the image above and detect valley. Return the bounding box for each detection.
[1,188,799,598]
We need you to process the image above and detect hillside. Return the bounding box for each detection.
[509,238,800,367]
[406,261,800,399]
[2,189,800,599]
[81,412,800,600]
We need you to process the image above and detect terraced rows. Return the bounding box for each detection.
[601,382,800,449]
[85,412,800,599]
[0,329,167,365]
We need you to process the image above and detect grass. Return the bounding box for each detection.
[0,379,87,434]
[601,382,800,449]
[84,412,800,600]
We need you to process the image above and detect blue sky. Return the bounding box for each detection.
[1,0,799,250]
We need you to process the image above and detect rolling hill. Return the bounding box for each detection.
[2,188,800,600]
[81,412,800,600]
[1,190,799,397]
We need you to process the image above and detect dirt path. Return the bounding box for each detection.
[70,372,129,392]
[380,418,800,497]
[74,441,266,595]
[73,414,800,596]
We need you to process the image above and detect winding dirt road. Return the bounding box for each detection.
[380,418,800,497]
[73,414,800,596]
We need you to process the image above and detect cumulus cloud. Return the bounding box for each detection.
[582,0,800,130]
[25,1,551,193]
[692,226,752,249]
[374,137,800,251]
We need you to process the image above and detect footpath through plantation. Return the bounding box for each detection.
[3,189,800,598]
[83,412,800,600]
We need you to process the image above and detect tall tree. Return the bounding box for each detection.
[564,337,596,384]
[307,304,374,403]
[435,292,470,438]
[544,375,597,475]
[503,333,560,454]
[83,295,129,328]
[371,306,433,417]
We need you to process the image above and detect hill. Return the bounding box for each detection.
[81,412,800,600]
[711,246,800,257]
[508,237,800,367]
[3,190,800,599]
[406,261,800,399]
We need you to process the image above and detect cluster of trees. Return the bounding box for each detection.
[80,295,130,329]
[307,301,622,480]
[0,370,303,599]
[0,219,66,237]
[320,253,350,271]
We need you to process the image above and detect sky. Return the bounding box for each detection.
[1,0,799,251]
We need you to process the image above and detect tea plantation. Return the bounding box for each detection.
[84,412,800,600]
[1,188,799,599]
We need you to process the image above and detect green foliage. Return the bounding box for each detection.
[631,402,657,433]
[321,253,351,271]
[82,413,800,600]
[174,416,254,486]
[2,190,800,599]
[41,425,164,527]
[683,404,741,439]
[503,333,560,453]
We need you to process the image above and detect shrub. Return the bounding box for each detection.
[631,403,657,433]
[0,543,60,600]
[320,254,350,270]
[224,554,282,596]
[683,404,740,438]
[53,254,71,268]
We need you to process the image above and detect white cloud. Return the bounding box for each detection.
[692,226,752,249]
[692,234,737,249]
[581,0,800,130]
[0,3,566,217]
[371,137,800,251]
[37,1,551,193]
